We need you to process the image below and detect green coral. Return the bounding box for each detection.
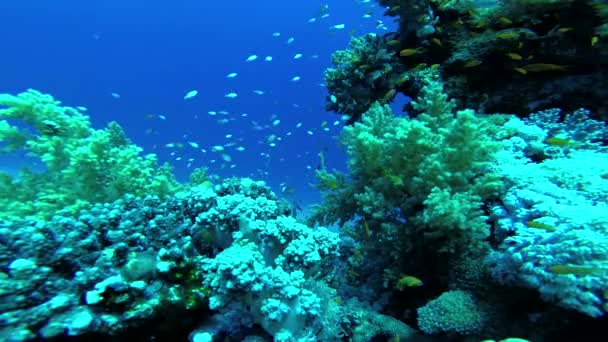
[311,78,502,292]
[420,187,489,253]
[0,89,180,219]
[342,80,501,202]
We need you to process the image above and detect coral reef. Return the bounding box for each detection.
[0,176,425,341]
[0,94,432,340]
[315,67,608,338]
[3,0,608,337]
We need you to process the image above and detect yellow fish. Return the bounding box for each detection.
[384,6,401,16]
[592,36,599,46]
[523,63,568,72]
[513,67,527,75]
[506,53,522,60]
[464,60,482,68]
[362,217,371,238]
[545,136,575,146]
[496,32,520,40]
[548,265,603,276]
[387,40,401,47]
[382,89,397,103]
[498,17,513,25]
[527,220,557,232]
[347,269,360,279]
[396,275,424,289]
[399,48,423,57]
[474,20,488,29]
[411,63,427,72]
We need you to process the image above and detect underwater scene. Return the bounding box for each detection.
[1,0,608,341]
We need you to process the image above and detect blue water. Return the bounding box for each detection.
[0,0,396,208]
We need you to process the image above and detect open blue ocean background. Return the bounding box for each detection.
[0,0,399,209]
